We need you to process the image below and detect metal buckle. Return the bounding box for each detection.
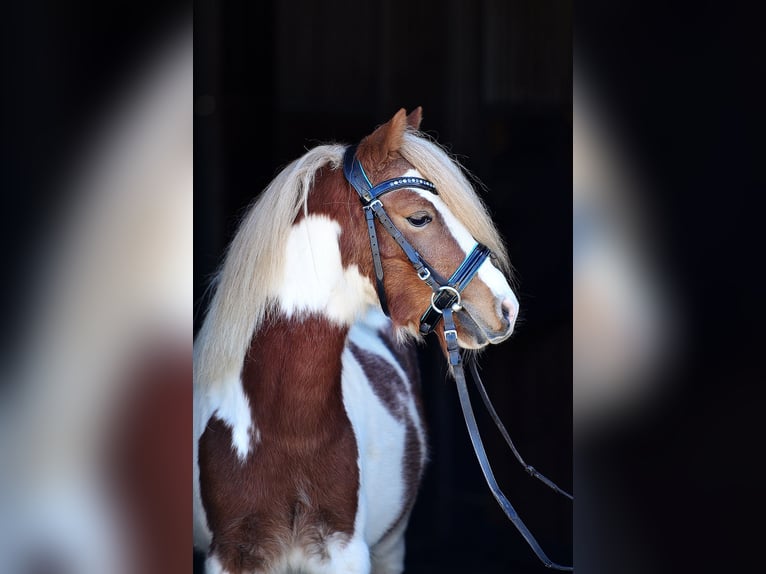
[365,199,382,210]
[444,329,458,338]
[430,285,462,314]
[417,267,431,281]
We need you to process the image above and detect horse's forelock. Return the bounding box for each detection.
[398,131,511,277]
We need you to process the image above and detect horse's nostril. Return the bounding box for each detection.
[501,298,516,322]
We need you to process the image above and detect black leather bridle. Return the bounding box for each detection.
[343,145,573,570]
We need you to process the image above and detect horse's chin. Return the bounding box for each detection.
[457,333,489,350]
[451,311,486,349]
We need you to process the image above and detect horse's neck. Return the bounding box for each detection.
[241,314,351,431]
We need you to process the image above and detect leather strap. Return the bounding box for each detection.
[343,144,436,204]
[467,356,574,500]
[443,308,461,367]
[443,310,573,571]
[343,144,376,203]
[364,204,389,315]
[367,200,439,289]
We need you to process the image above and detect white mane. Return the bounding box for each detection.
[194,145,345,389]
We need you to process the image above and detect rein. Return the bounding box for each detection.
[343,145,573,571]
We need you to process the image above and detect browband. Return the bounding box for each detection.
[343,144,437,204]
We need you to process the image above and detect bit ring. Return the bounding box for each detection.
[430,286,462,314]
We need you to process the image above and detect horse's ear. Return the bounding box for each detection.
[362,108,409,165]
[406,106,423,130]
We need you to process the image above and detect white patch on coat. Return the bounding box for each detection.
[278,215,378,324]
[193,374,257,551]
[347,309,426,481]
[279,534,371,574]
[321,536,371,574]
[206,375,256,460]
[341,307,425,549]
[204,553,227,574]
[192,378,212,550]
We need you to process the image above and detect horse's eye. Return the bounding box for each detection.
[406,214,432,228]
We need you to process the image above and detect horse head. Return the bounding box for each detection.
[348,108,519,351]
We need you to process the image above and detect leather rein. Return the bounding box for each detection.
[343,145,573,571]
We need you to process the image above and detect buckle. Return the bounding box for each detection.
[417,267,431,281]
[365,199,382,211]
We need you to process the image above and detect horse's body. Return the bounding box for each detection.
[195,305,425,574]
[194,109,518,574]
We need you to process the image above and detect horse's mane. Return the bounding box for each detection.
[195,132,510,390]
[194,144,345,389]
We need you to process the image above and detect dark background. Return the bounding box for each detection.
[575,2,766,574]
[195,1,572,573]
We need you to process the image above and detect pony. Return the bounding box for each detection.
[193,108,519,574]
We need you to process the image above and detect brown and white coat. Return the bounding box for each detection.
[193,108,518,574]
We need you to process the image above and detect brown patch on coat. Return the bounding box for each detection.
[348,341,407,421]
[198,317,359,573]
[377,326,426,426]
[379,417,424,543]
[372,327,428,542]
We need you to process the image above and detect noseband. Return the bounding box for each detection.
[343,145,573,571]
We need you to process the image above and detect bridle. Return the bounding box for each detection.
[343,144,574,571]
[343,144,490,334]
